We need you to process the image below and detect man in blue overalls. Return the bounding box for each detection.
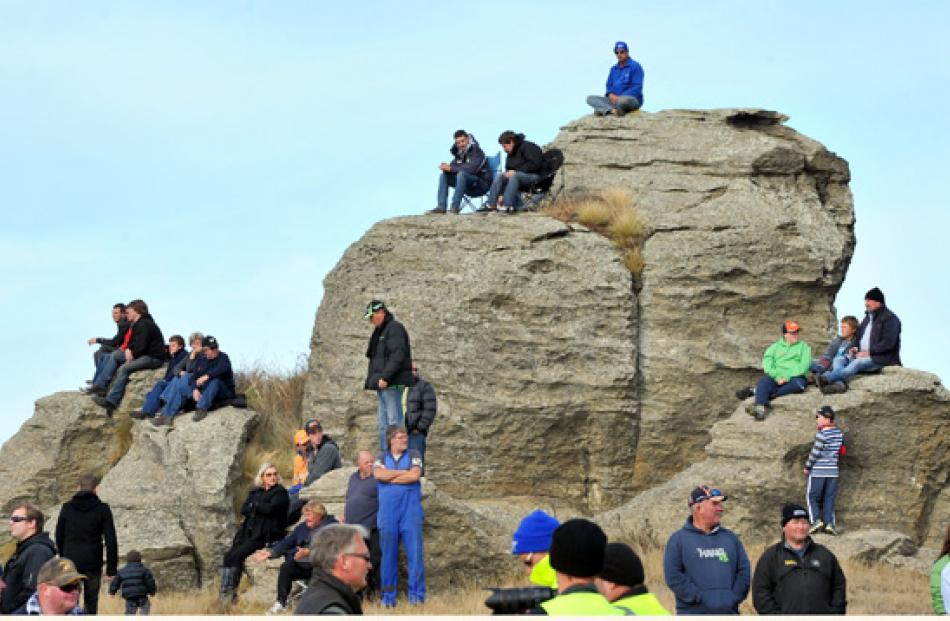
[373,425,425,607]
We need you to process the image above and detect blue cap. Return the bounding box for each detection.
[512,510,560,555]
[614,41,629,53]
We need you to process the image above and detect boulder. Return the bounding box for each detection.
[550,109,855,490]
[97,407,259,589]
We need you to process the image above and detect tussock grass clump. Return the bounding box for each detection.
[542,188,649,281]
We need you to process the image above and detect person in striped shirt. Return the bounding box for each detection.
[804,405,844,535]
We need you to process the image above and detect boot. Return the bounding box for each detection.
[219,567,240,605]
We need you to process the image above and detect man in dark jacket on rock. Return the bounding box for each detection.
[91,299,166,414]
[87,303,130,369]
[480,131,544,213]
[364,300,413,451]
[752,503,847,614]
[818,287,902,394]
[303,419,342,485]
[429,130,493,214]
[296,524,369,615]
[54,473,119,614]
[1,503,57,614]
[405,360,436,464]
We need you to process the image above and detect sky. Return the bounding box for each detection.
[1,2,948,446]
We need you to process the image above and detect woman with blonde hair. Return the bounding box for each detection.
[218,462,289,604]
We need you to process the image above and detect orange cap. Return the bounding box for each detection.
[293,430,309,445]
[784,320,801,333]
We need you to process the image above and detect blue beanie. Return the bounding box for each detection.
[512,510,560,555]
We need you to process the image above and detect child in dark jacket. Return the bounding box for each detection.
[109,550,157,615]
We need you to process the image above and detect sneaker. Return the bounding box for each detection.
[809,521,825,535]
[192,409,209,422]
[753,405,767,421]
[129,411,148,420]
[819,381,847,395]
[735,387,754,400]
[425,208,446,215]
[265,601,285,615]
[823,524,838,536]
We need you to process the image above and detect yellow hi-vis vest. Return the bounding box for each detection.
[540,589,629,616]
[530,555,558,589]
[614,590,671,615]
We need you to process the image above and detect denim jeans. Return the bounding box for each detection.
[408,432,426,473]
[377,387,405,451]
[822,356,881,384]
[586,94,641,114]
[807,475,839,526]
[437,171,490,210]
[754,375,807,406]
[125,597,150,615]
[485,171,542,210]
[92,348,126,389]
[810,355,849,375]
[196,377,235,409]
[161,374,194,417]
[142,379,169,415]
[105,355,163,407]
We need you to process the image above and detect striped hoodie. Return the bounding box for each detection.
[805,425,843,477]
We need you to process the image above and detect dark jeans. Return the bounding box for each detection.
[437,171,491,210]
[807,475,839,526]
[754,375,807,406]
[277,560,312,605]
[223,534,267,571]
[408,432,427,473]
[124,597,151,615]
[82,571,102,615]
[93,344,118,369]
[365,528,382,599]
[100,354,164,407]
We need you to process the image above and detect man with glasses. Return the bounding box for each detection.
[511,509,560,589]
[586,41,645,117]
[735,320,812,421]
[1,504,57,613]
[296,524,372,615]
[12,557,85,615]
[663,485,750,615]
[374,426,425,607]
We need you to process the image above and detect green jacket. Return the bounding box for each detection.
[614,587,670,615]
[540,584,629,616]
[932,554,949,614]
[762,338,812,381]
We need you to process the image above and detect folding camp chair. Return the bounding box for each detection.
[518,148,564,212]
[460,152,502,213]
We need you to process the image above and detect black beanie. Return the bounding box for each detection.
[549,518,607,578]
[865,287,885,304]
[600,542,645,587]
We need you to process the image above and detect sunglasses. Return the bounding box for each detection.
[57,582,82,593]
[263,472,278,477]
[9,515,30,523]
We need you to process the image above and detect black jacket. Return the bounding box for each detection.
[55,490,119,575]
[752,538,846,614]
[128,314,167,360]
[162,348,190,382]
[109,562,157,600]
[406,377,437,434]
[295,568,363,615]
[364,313,413,390]
[0,532,57,613]
[304,435,343,486]
[449,134,492,184]
[504,134,543,174]
[98,318,131,349]
[236,484,290,545]
[855,305,902,366]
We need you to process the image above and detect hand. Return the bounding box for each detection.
[608,93,619,104]
[125,349,134,362]
[848,347,858,356]
[777,378,787,385]
[377,378,388,389]
[197,374,209,387]
[106,576,114,581]
[293,548,309,561]
[803,468,810,475]
[87,337,97,345]
[439,163,451,172]
[505,170,514,178]
[192,389,202,401]
[857,351,870,358]
[251,549,270,563]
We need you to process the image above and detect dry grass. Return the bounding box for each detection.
[92,546,932,615]
[541,188,648,280]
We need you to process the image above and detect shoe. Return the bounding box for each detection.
[815,373,827,388]
[753,405,766,421]
[474,206,496,214]
[425,207,446,215]
[819,381,847,395]
[266,601,285,615]
[593,110,607,117]
[735,387,754,400]
[151,415,171,427]
[823,524,838,536]
[610,107,626,117]
[448,207,461,214]
[83,385,106,396]
[92,395,115,410]
[193,409,209,422]
[130,411,148,420]
[809,521,825,535]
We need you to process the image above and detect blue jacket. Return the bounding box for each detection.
[663,518,750,614]
[269,515,338,563]
[448,134,492,184]
[606,58,644,104]
[162,349,189,382]
[191,351,236,393]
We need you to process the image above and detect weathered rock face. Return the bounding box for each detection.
[598,368,950,554]
[302,215,638,513]
[549,109,856,489]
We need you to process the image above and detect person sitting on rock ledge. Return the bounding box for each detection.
[477,131,543,214]
[586,40,644,117]
[303,418,342,485]
[809,315,858,381]
[151,335,234,425]
[130,334,188,420]
[817,287,901,395]
[85,302,129,370]
[735,320,811,421]
[428,129,493,215]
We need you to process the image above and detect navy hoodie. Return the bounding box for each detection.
[663,517,750,614]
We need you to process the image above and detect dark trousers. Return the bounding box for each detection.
[276,560,312,605]
[82,571,102,614]
[365,528,382,598]
[754,375,807,406]
[223,535,266,570]
[124,597,150,615]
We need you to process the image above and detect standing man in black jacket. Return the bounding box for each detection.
[752,503,846,614]
[55,473,119,615]
[364,300,413,451]
[91,299,166,414]
[405,360,437,464]
[295,524,370,615]
[1,503,57,614]
[480,130,544,213]
[87,303,130,369]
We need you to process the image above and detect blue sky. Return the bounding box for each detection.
[1,2,947,446]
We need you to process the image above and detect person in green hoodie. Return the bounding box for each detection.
[735,320,812,421]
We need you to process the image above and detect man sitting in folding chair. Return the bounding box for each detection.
[477,130,544,214]
[428,130,494,215]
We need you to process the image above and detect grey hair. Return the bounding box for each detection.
[188,331,204,344]
[309,524,369,573]
[254,462,282,488]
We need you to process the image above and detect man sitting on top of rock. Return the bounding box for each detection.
[586,40,645,117]
[86,302,130,370]
[817,287,901,394]
[151,335,235,425]
[735,320,812,421]
[477,131,543,214]
[428,129,493,215]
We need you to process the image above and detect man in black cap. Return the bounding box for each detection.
[818,286,901,394]
[364,300,413,451]
[536,518,626,616]
[596,542,670,615]
[752,503,847,614]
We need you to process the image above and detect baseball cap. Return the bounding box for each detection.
[305,418,322,433]
[816,405,835,420]
[202,335,219,349]
[614,41,629,53]
[364,299,386,319]
[37,556,86,588]
[688,485,728,508]
[783,320,801,333]
[781,503,809,526]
